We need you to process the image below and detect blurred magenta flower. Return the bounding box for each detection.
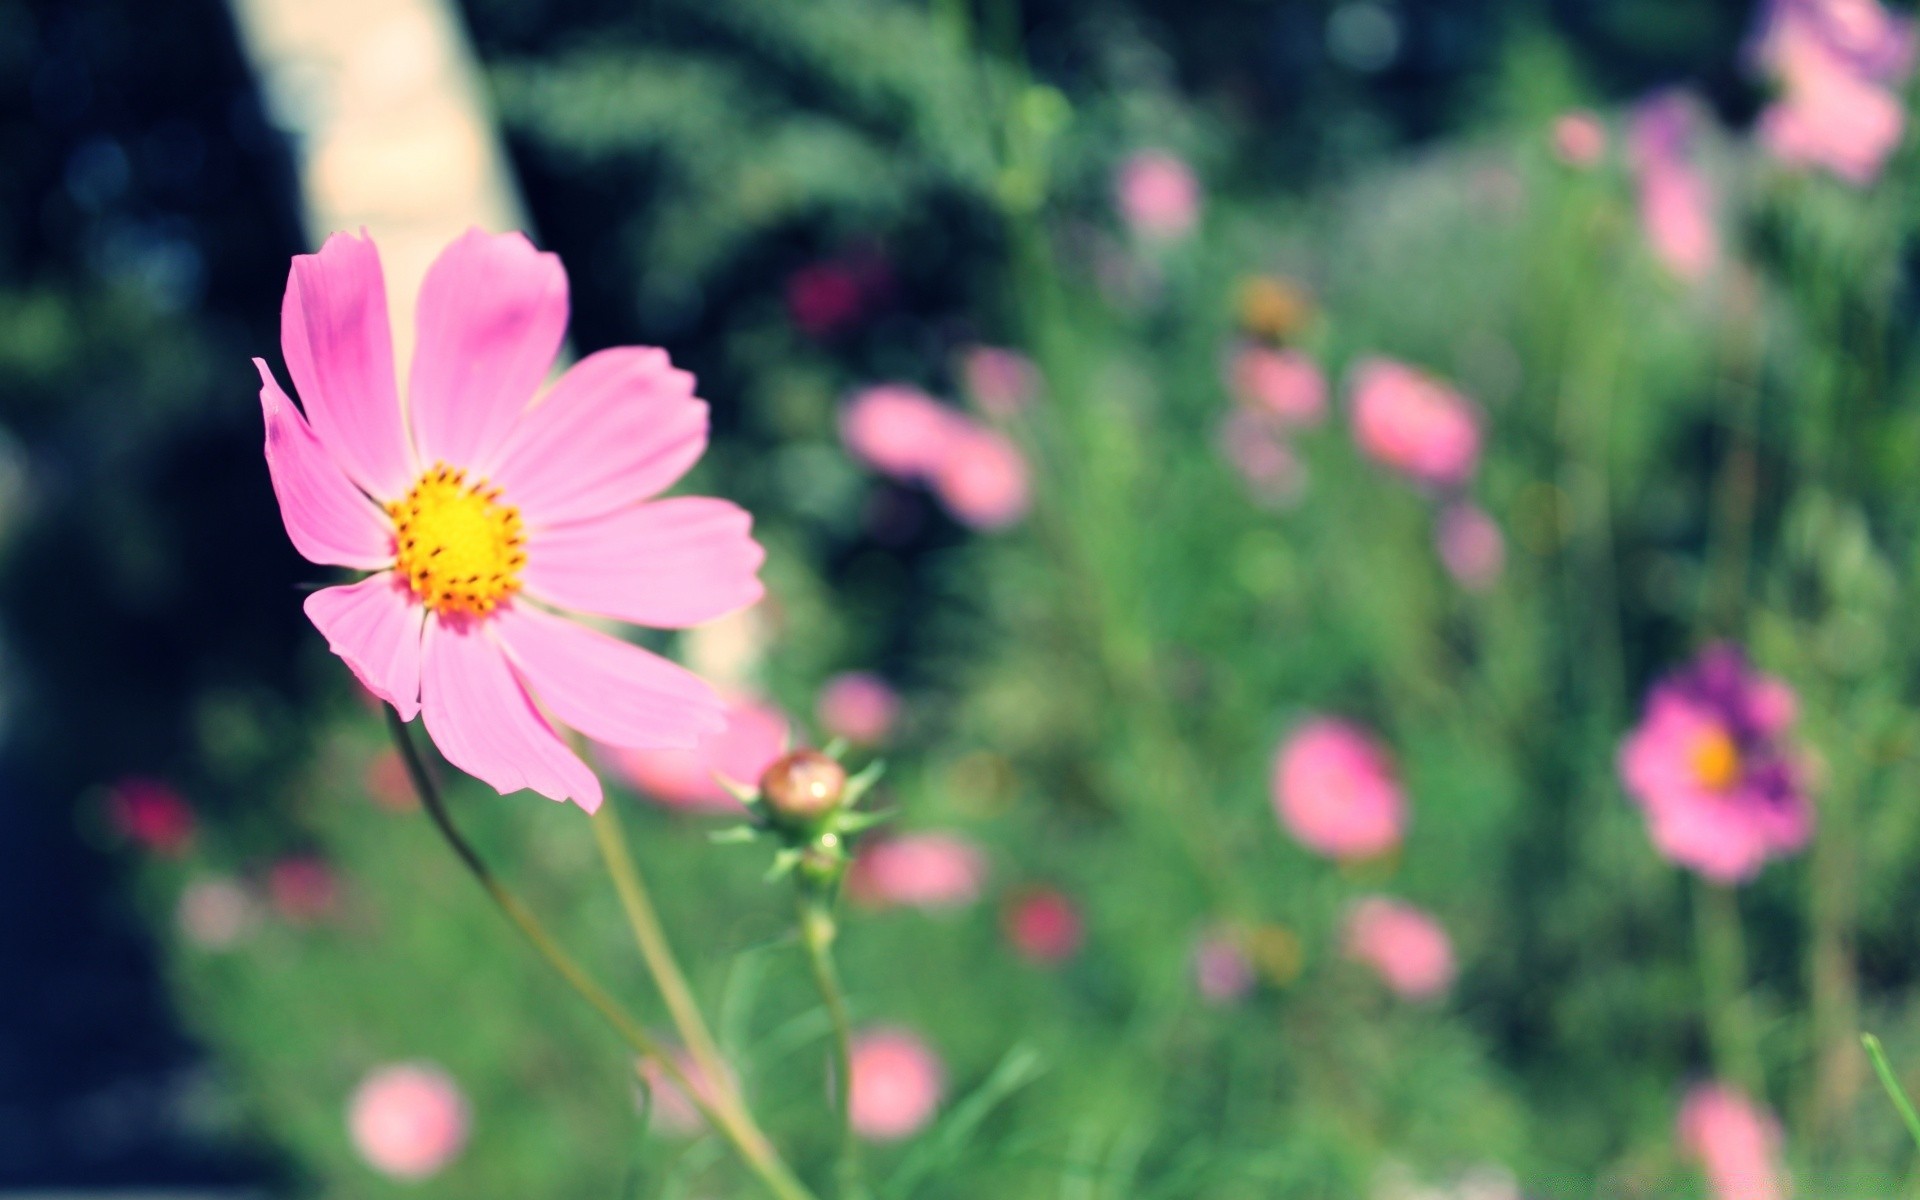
[1004,886,1084,965]
[348,1063,471,1181]
[816,671,900,746]
[961,345,1040,417]
[1629,92,1721,282]
[1619,645,1810,883]
[1753,0,1915,85]
[849,1028,944,1141]
[599,694,789,814]
[176,876,257,950]
[1272,717,1407,861]
[258,230,763,813]
[1116,150,1202,241]
[1348,358,1481,489]
[268,856,340,923]
[1344,896,1455,1001]
[847,833,988,910]
[1229,346,1327,428]
[931,427,1031,530]
[841,384,960,478]
[1755,9,1907,185]
[786,261,865,338]
[638,1047,731,1137]
[108,776,194,856]
[1435,502,1505,591]
[1192,927,1256,1005]
[1551,110,1608,167]
[1677,1084,1789,1200]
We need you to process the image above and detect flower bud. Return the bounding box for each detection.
[759,749,847,826]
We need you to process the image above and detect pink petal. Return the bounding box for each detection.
[258,359,394,569]
[409,229,567,476]
[280,232,415,498]
[493,603,725,750]
[303,573,425,720]
[493,347,707,526]
[419,616,603,810]
[522,497,765,629]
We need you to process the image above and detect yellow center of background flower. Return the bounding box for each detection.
[387,464,527,617]
[1689,727,1742,791]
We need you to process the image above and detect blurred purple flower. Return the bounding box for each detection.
[1435,502,1505,591]
[1630,92,1721,281]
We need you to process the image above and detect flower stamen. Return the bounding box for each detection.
[1689,727,1742,792]
[387,463,527,616]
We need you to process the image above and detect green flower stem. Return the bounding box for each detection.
[1862,1033,1920,1153]
[589,803,736,1109]
[1693,877,1762,1095]
[384,708,817,1200]
[796,893,865,1200]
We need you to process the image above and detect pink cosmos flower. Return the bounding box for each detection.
[1348,358,1481,489]
[1217,409,1306,503]
[1630,92,1721,282]
[1435,502,1505,591]
[599,694,789,814]
[1272,717,1407,861]
[1753,0,1915,85]
[1678,1084,1790,1200]
[348,1062,471,1180]
[817,672,900,746]
[177,876,257,950]
[1229,346,1328,428]
[1116,150,1202,241]
[1344,896,1455,1001]
[1004,886,1084,965]
[258,229,762,813]
[1552,110,1608,167]
[849,1028,944,1141]
[637,1047,732,1138]
[962,345,1041,417]
[1618,644,1811,883]
[931,426,1031,530]
[847,833,988,911]
[269,856,340,923]
[1192,928,1256,1005]
[1754,7,1908,185]
[841,385,963,479]
[108,777,194,856]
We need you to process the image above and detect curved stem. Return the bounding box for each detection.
[384,708,818,1200]
[797,894,864,1200]
[591,804,734,1105]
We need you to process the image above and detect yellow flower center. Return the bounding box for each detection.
[386,463,527,617]
[1689,727,1742,791]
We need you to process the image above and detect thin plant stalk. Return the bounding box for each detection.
[797,894,865,1200]
[1692,877,1763,1095]
[590,803,736,1108]
[384,708,817,1200]
[1862,1033,1920,1152]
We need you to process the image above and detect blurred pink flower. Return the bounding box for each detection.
[962,345,1041,417]
[364,749,417,812]
[1629,92,1721,282]
[1229,346,1327,428]
[1004,887,1084,965]
[1618,644,1811,883]
[841,384,963,479]
[1435,503,1505,591]
[849,1028,944,1141]
[1753,0,1915,85]
[1756,19,1907,184]
[1348,358,1481,489]
[600,695,789,814]
[1217,409,1306,503]
[1344,896,1455,1001]
[931,427,1031,530]
[1192,928,1256,1005]
[1273,718,1407,861]
[637,1047,732,1137]
[817,672,901,746]
[260,230,762,814]
[1678,1084,1790,1200]
[269,856,340,923]
[847,833,988,911]
[348,1062,471,1180]
[1552,110,1608,167]
[1116,150,1202,241]
[176,876,257,950]
[108,777,194,857]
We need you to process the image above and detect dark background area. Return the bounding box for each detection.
[0,0,1757,1185]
